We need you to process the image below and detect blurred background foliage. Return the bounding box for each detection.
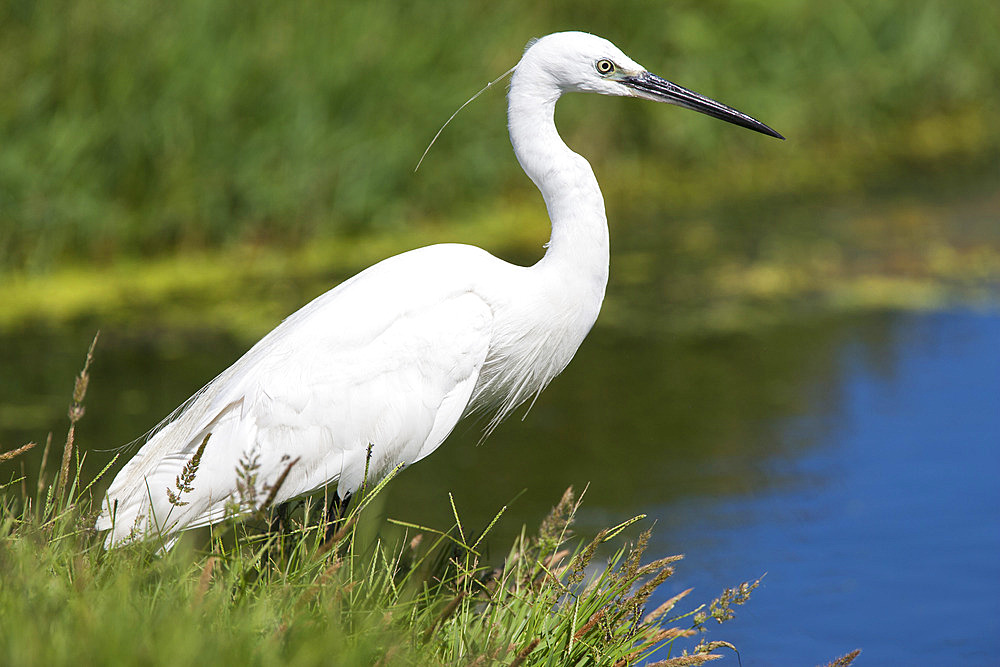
[1,0,997,274]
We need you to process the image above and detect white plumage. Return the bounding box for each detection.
[96,31,781,547]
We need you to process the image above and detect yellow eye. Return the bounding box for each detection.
[596,59,615,75]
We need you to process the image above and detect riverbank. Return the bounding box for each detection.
[4,181,998,341]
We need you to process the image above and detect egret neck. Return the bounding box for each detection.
[508,67,610,303]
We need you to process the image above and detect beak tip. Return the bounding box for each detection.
[626,71,785,142]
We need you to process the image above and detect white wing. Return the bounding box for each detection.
[97,245,496,546]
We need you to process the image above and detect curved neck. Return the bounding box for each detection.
[507,74,609,294]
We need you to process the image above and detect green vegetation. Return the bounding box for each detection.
[2,0,998,273]
[4,185,998,340]
[0,346,799,667]
[1,482,757,666]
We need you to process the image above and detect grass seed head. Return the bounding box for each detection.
[820,648,862,667]
[0,441,36,464]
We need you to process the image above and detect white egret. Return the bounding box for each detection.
[96,31,782,548]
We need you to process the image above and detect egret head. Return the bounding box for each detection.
[517,31,783,139]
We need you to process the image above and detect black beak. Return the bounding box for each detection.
[623,71,784,140]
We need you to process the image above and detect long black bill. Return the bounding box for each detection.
[623,71,784,140]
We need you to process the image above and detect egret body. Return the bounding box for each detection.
[97,32,781,547]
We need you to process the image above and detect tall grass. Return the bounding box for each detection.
[2,0,998,271]
[0,340,863,667]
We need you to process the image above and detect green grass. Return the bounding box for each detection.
[2,0,998,272]
[3,1,998,343]
[0,342,819,667]
[4,185,998,341]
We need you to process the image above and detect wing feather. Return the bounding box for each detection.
[98,245,497,547]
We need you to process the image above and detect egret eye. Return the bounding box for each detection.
[595,59,615,75]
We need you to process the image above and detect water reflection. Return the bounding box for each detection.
[380,311,908,541]
[1,309,895,544]
[643,311,1000,664]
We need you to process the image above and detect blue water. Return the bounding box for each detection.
[645,311,1000,665]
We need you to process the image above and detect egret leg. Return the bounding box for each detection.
[267,502,289,534]
[260,503,292,562]
[324,492,352,542]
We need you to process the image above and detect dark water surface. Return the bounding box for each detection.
[643,311,1000,665]
[2,309,997,663]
